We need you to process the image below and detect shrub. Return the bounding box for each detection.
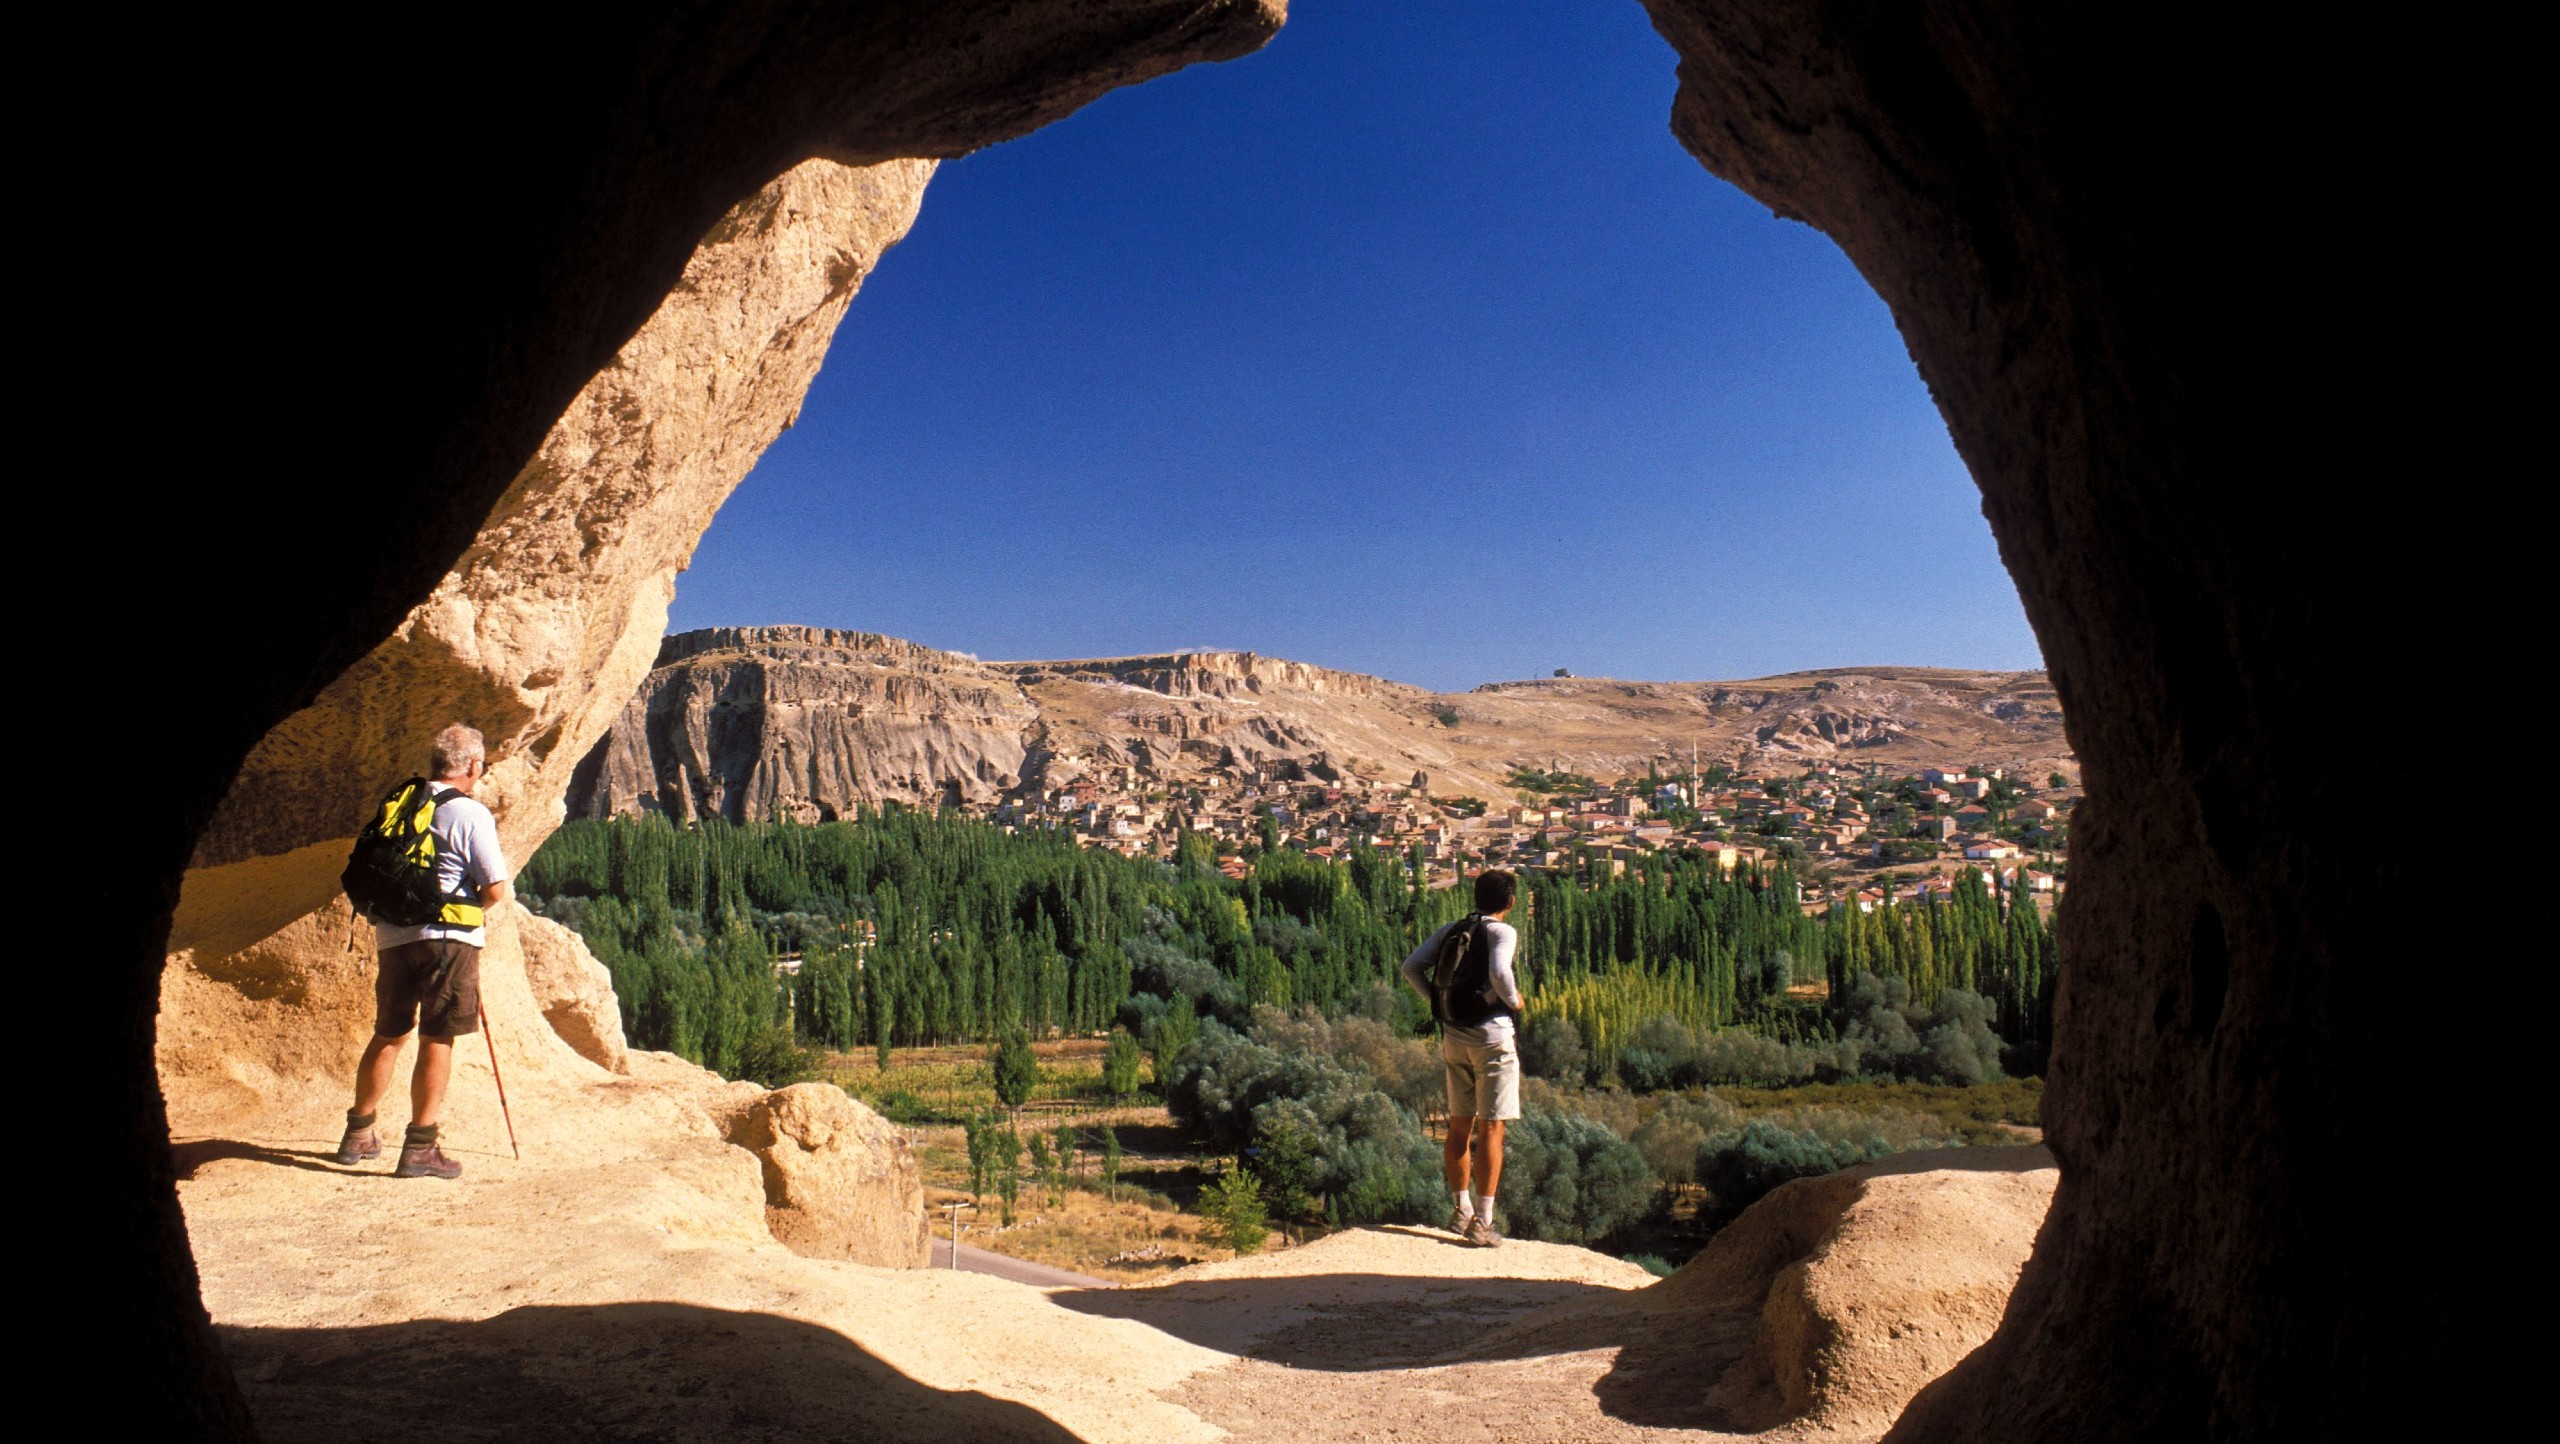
[1146,994,1202,1081]
[1498,1108,1655,1245]
[1167,1016,1441,1224]
[1103,1028,1144,1096]
[733,1025,820,1088]
[865,1087,938,1126]
[1627,1253,1676,1278]
[1838,974,2006,1085]
[991,1030,1040,1111]
[1520,1014,1589,1083]
[1690,1029,1825,1086]
[1200,1166,1269,1254]
[1630,1109,1709,1187]
[1696,1120,1893,1218]
[1248,1113,1325,1223]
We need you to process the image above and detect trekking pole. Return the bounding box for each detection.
[481,1004,521,1160]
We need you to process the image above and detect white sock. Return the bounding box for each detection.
[1453,1188,1473,1219]
[1476,1192,1496,1222]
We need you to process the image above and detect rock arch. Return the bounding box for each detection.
[93,2,2422,1437]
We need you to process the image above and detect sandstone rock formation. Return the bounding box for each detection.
[724,1082,930,1267]
[1643,1147,2057,1435]
[517,914,630,1075]
[571,627,1040,819]
[113,9,1289,1430]
[173,158,936,967]
[568,627,2074,822]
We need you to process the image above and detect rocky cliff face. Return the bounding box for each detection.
[572,627,1039,820]
[1011,651,1417,701]
[567,630,2075,822]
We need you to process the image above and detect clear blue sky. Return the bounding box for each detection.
[669,0,2041,693]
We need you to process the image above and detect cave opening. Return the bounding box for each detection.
[109,3,2425,1440]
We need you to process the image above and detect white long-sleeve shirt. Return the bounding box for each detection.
[1401,916,1523,1047]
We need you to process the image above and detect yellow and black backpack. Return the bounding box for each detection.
[340,778,484,928]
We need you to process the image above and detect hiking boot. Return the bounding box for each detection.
[395,1125,462,1180]
[334,1114,381,1166]
[1448,1204,1475,1236]
[1464,1213,1502,1249]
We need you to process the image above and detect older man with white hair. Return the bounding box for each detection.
[337,724,512,1178]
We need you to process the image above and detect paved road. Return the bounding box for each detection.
[928,1238,1114,1289]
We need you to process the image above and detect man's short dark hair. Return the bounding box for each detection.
[1474,869,1518,914]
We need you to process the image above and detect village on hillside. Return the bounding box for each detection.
[984,753,2075,916]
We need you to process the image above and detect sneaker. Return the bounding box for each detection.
[396,1140,463,1180]
[334,1122,381,1166]
[1448,1204,1475,1236]
[1464,1213,1502,1248]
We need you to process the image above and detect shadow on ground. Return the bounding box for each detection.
[222,1302,1078,1444]
[1056,1268,1628,1367]
[173,1138,353,1180]
[1050,1229,1764,1432]
[173,1134,513,1181]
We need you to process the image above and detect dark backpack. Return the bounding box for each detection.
[340,778,472,927]
[1428,914,1514,1030]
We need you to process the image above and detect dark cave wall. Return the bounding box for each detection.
[99,4,1281,1433]
[1638,3,2427,1438]
[92,1,2431,1435]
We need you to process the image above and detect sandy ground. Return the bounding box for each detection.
[183,1089,1710,1444]
[171,905,2038,1443]
[169,932,1716,1444]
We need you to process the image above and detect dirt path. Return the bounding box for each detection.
[931,1238,1114,1288]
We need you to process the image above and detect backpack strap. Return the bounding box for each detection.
[423,785,487,925]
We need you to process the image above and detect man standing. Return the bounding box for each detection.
[337,724,512,1178]
[1401,869,1524,1247]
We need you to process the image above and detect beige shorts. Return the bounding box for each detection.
[1441,1032,1522,1122]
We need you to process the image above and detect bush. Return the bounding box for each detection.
[1520,1015,1589,1083]
[1103,1028,1144,1096]
[1838,974,2006,1085]
[991,1030,1040,1110]
[1498,1108,1654,1245]
[1629,1109,1708,1186]
[1696,1120,1892,1218]
[1248,1113,1324,1222]
[864,1087,939,1126]
[1166,1016,1441,1225]
[1690,1029,1826,1086]
[733,1025,820,1088]
[1250,1007,1442,1119]
[1627,1253,1676,1278]
[1200,1166,1269,1254]
[1146,994,1202,1081]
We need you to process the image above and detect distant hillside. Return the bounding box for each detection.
[564,626,2074,822]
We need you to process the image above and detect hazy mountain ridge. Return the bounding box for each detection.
[565,627,2073,823]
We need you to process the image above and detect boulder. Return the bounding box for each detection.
[1643,1146,2057,1435]
[516,914,630,1074]
[726,1084,928,1268]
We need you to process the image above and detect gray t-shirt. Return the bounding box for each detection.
[373,788,509,950]
[1401,917,1523,1047]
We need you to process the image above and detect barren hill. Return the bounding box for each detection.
[566,626,2073,822]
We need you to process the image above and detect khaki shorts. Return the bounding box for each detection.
[375,939,482,1039]
[1442,1032,1522,1122]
